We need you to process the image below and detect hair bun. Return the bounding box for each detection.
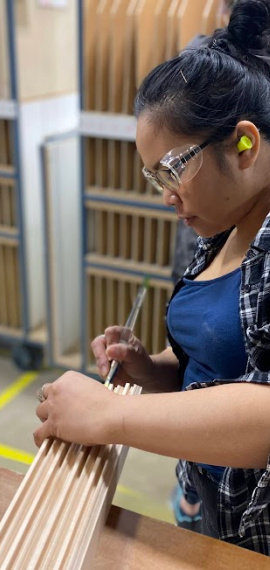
[228,0,270,51]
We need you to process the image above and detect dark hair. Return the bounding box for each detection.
[135,0,270,155]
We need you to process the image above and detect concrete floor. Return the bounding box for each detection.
[0,356,177,525]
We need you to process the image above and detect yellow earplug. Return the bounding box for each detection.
[237,135,253,153]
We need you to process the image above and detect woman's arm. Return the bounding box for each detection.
[116,381,270,469]
[34,373,270,469]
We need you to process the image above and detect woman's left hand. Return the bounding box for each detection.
[34,371,119,448]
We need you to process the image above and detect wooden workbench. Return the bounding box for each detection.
[0,467,269,569]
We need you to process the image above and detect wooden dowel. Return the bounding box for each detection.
[109,0,131,113]
[84,0,100,110]
[122,0,138,114]
[202,0,219,35]
[151,0,171,69]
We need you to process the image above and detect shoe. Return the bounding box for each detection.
[170,484,202,533]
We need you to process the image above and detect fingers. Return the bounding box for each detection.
[107,340,141,366]
[33,421,52,448]
[42,383,50,399]
[91,327,124,377]
[91,333,109,377]
[36,400,49,423]
[104,326,126,345]
[36,382,51,403]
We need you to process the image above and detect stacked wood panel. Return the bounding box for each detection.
[0,383,141,569]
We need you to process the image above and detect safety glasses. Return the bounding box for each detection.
[142,139,210,193]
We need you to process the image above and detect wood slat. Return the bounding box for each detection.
[95,139,109,188]
[95,0,111,111]
[0,243,21,329]
[0,244,8,326]
[151,0,172,69]
[119,213,132,259]
[108,140,121,189]
[83,0,100,110]
[135,0,158,87]
[131,215,144,262]
[85,254,173,283]
[177,0,209,51]
[109,0,131,113]
[201,0,220,35]
[122,0,138,114]
[165,0,182,59]
[120,141,135,191]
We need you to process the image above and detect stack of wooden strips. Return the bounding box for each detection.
[83,0,222,114]
[0,382,142,569]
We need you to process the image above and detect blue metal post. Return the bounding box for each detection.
[5,0,29,336]
[39,145,53,366]
[78,0,88,372]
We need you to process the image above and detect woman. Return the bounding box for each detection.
[35,0,270,554]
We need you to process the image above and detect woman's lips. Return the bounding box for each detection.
[183,216,196,226]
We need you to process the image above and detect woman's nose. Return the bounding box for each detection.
[163,188,182,207]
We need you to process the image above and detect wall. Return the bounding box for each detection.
[0,1,10,99]
[14,1,80,332]
[15,0,77,101]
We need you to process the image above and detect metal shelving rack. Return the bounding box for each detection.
[0,0,44,368]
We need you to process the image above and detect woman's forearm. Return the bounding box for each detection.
[109,382,270,469]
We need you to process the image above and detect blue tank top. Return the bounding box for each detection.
[167,268,247,481]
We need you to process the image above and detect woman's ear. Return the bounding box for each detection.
[235,120,260,170]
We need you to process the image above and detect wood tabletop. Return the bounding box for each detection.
[0,467,269,569]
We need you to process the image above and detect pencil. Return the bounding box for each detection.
[104,277,150,386]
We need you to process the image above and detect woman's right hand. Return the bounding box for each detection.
[91,326,155,386]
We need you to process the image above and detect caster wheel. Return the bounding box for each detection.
[12,343,43,371]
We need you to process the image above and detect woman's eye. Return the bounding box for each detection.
[171,171,178,182]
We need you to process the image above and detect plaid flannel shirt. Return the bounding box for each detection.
[167,213,270,554]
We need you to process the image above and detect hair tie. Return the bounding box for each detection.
[248,49,270,64]
[210,39,270,65]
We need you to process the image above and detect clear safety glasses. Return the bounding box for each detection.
[142,139,210,193]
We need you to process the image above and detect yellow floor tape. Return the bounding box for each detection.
[0,371,39,410]
[0,447,174,522]
[114,484,174,523]
[0,371,40,465]
[0,443,35,465]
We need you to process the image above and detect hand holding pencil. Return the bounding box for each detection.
[105,278,149,385]
[91,278,155,387]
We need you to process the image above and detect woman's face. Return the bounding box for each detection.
[136,113,264,238]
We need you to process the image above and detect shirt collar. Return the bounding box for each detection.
[251,212,270,252]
